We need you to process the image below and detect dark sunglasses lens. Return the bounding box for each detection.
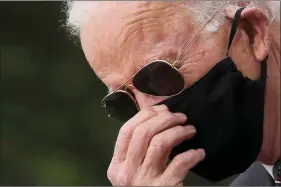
[133,61,184,96]
[102,91,138,122]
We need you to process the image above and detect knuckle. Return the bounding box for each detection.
[161,111,176,121]
[141,107,157,117]
[115,173,131,186]
[107,162,119,182]
[107,165,114,181]
[134,125,150,140]
[173,154,184,164]
[174,149,195,164]
[119,125,132,137]
[153,104,168,111]
[150,135,170,150]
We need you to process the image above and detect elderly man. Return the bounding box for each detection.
[65,1,280,186]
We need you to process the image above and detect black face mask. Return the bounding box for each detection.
[156,8,267,181]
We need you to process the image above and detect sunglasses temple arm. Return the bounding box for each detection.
[173,2,226,67]
[110,73,137,93]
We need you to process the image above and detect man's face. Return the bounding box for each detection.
[78,1,280,166]
[80,1,260,109]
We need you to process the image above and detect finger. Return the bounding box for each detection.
[125,111,187,167]
[112,105,168,163]
[141,125,196,174]
[161,149,205,184]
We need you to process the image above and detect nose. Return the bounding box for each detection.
[130,87,167,109]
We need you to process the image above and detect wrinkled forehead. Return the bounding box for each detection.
[80,1,194,79]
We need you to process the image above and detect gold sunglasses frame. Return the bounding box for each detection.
[101,60,185,113]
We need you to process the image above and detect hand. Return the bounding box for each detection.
[107,105,206,186]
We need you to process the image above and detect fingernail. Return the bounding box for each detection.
[186,125,196,132]
[174,113,187,120]
[197,148,206,159]
[153,104,168,111]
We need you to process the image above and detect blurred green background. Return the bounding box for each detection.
[0,2,236,185]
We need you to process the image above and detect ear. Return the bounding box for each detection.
[225,5,270,61]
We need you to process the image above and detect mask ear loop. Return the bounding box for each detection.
[226,7,246,56]
[225,7,268,81]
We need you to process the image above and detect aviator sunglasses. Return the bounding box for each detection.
[101,7,223,122]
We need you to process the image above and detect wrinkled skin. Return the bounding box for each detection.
[79,2,280,186]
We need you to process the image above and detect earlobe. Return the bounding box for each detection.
[225,5,270,61]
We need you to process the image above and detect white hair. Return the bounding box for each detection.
[64,1,280,38]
